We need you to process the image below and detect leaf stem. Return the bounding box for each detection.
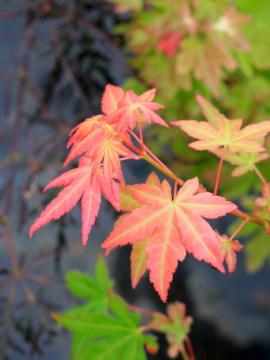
[181,349,191,360]
[214,146,226,195]
[142,152,180,182]
[139,318,171,332]
[127,303,153,317]
[253,165,267,184]
[129,130,179,182]
[137,116,145,152]
[229,217,249,241]
[185,337,196,360]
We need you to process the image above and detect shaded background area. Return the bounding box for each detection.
[0,1,270,359]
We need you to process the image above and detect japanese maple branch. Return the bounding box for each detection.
[125,138,264,228]
[128,129,181,183]
[121,126,265,227]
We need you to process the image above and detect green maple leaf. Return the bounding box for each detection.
[65,257,113,315]
[55,291,157,360]
[213,149,269,177]
[63,258,114,359]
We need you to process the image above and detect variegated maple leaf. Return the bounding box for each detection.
[29,160,101,246]
[101,84,124,116]
[30,131,138,244]
[102,175,237,302]
[218,232,243,274]
[108,88,168,133]
[150,302,193,359]
[64,115,108,167]
[172,95,270,153]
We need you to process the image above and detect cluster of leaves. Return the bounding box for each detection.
[108,0,252,96]
[30,84,262,302]
[30,83,270,303]
[108,0,270,108]
[54,257,193,360]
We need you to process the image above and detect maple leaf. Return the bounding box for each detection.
[213,149,269,177]
[150,302,192,359]
[64,113,139,208]
[212,6,251,52]
[175,35,236,96]
[64,115,108,167]
[254,182,270,209]
[102,175,236,301]
[101,84,124,116]
[218,232,243,274]
[108,89,168,133]
[172,95,270,153]
[29,161,101,246]
[30,133,138,244]
[55,290,157,360]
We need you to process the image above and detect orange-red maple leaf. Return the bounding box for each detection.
[64,116,108,167]
[29,161,101,246]
[108,89,168,133]
[172,95,270,153]
[218,232,243,274]
[101,84,124,115]
[102,176,237,301]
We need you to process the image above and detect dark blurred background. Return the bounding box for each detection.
[0,1,270,359]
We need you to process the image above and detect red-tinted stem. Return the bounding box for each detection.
[229,217,249,241]
[214,147,226,195]
[127,304,153,317]
[185,337,195,360]
[129,129,180,182]
[137,117,145,152]
[139,318,171,333]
